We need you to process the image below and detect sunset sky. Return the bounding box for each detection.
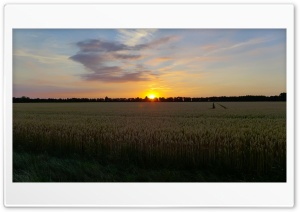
[13,29,286,98]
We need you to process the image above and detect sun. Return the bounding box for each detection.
[149,94,156,99]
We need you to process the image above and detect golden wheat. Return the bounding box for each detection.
[13,102,286,174]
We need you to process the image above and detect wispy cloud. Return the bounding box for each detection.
[14,49,68,64]
[145,57,173,66]
[117,29,157,46]
[81,71,156,82]
[134,36,178,50]
[204,37,273,56]
[13,83,103,98]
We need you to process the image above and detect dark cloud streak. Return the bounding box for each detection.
[77,39,127,52]
[113,53,141,59]
[82,71,153,82]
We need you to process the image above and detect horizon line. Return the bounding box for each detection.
[13,93,286,100]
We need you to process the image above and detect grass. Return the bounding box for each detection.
[13,102,286,182]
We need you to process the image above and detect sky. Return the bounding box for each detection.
[13,29,286,98]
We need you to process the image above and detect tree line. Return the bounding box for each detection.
[13,93,286,103]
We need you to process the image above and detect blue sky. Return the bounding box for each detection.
[13,29,286,98]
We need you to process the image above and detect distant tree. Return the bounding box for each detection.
[279,92,286,101]
[167,97,174,102]
[159,97,166,102]
[12,93,287,103]
[184,97,191,102]
[174,97,183,102]
[19,96,30,102]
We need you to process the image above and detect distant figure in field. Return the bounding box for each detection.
[212,103,215,109]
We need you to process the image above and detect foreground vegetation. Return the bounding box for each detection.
[13,102,286,182]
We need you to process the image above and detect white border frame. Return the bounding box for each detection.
[4,4,294,207]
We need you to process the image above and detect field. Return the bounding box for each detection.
[13,102,286,182]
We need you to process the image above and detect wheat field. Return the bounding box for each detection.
[13,102,286,182]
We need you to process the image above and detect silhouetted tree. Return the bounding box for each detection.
[279,92,286,101]
[12,93,287,103]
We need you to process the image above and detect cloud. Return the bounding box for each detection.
[13,83,98,98]
[76,39,127,52]
[70,35,177,82]
[149,36,178,47]
[145,57,173,66]
[117,29,157,46]
[82,71,155,82]
[14,49,69,64]
[134,36,178,50]
[204,37,272,56]
[70,53,105,68]
[113,53,141,59]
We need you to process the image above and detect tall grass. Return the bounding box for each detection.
[13,102,286,181]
